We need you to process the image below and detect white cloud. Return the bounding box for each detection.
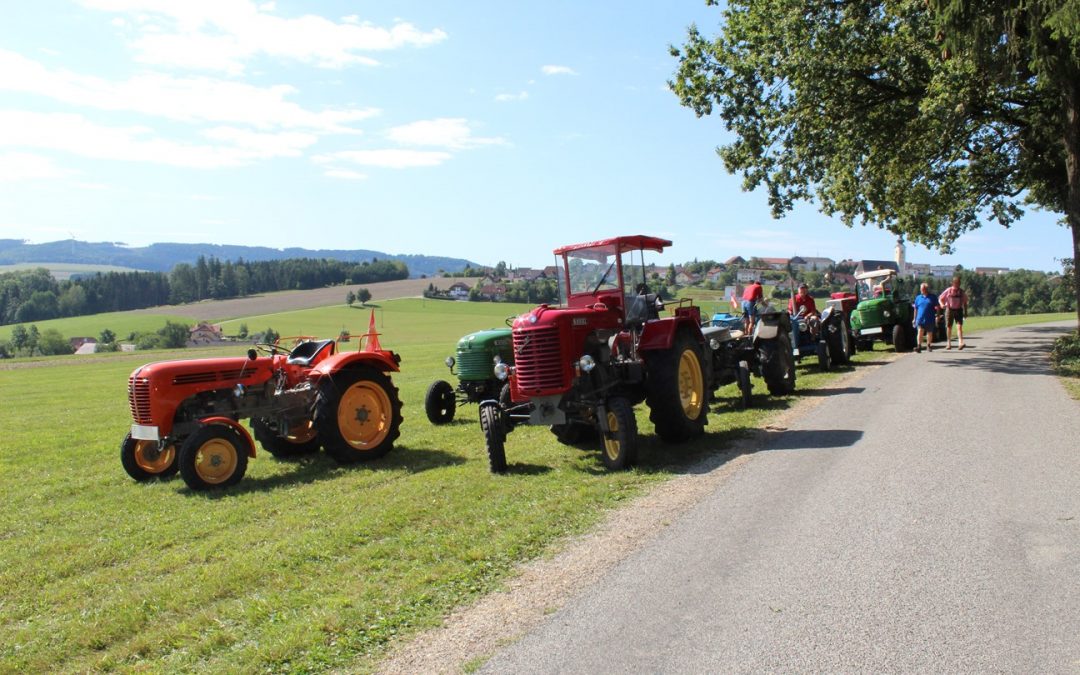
[0,152,75,181]
[78,0,448,73]
[541,65,576,76]
[314,149,452,169]
[0,49,378,134]
[0,111,307,168]
[323,168,368,180]
[494,91,528,102]
[386,118,505,149]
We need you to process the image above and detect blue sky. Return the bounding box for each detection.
[0,1,1071,273]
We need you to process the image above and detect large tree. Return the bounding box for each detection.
[670,0,1080,327]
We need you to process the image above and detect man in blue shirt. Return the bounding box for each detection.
[913,282,940,353]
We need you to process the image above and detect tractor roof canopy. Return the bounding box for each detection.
[854,268,897,281]
[553,235,672,259]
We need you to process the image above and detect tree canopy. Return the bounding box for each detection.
[671,0,1080,326]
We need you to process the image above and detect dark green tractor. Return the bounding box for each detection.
[425,328,514,424]
[848,269,916,352]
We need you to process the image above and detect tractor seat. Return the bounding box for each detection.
[286,339,335,366]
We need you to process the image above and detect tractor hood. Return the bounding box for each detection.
[851,297,895,330]
[456,328,512,351]
[454,328,513,381]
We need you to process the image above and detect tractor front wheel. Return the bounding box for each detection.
[424,380,456,425]
[315,367,403,464]
[736,362,752,409]
[646,332,708,443]
[252,417,320,459]
[829,316,852,365]
[599,397,638,471]
[479,403,507,473]
[764,333,797,395]
[178,424,248,490]
[816,340,831,371]
[121,433,178,481]
[892,324,911,352]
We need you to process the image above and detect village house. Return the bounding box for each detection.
[447,281,471,299]
[705,267,725,283]
[477,284,508,301]
[975,266,1010,275]
[725,255,746,266]
[188,322,224,346]
[737,268,766,283]
[792,256,835,272]
[675,270,699,286]
[759,257,790,271]
[70,337,97,355]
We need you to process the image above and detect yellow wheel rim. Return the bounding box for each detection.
[285,420,317,444]
[134,440,175,474]
[678,348,704,419]
[193,437,238,485]
[337,381,392,451]
[603,410,621,462]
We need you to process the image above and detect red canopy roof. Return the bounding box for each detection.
[553,235,673,256]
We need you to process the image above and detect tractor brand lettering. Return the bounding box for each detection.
[573,318,588,326]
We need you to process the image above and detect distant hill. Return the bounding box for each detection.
[0,239,480,279]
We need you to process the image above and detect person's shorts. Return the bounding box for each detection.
[946,307,964,326]
[741,299,757,321]
[916,319,936,330]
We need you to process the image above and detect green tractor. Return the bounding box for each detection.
[425,328,514,424]
[849,269,916,352]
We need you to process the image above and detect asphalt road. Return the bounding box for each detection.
[480,322,1080,673]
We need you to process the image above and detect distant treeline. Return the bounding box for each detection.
[0,256,408,325]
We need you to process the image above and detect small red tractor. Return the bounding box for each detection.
[480,235,714,473]
[121,312,403,490]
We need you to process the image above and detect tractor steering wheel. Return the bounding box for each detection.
[253,342,293,356]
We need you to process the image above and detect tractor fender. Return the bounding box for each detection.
[312,350,401,376]
[199,416,257,458]
[638,317,704,353]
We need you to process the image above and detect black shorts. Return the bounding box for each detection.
[946,307,964,326]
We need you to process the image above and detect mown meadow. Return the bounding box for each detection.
[0,298,1070,672]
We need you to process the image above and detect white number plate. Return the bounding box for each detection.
[131,424,159,440]
[860,326,883,336]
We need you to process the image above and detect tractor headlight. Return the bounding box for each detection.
[445,356,455,368]
[799,322,808,332]
[233,383,245,398]
[709,337,721,351]
[528,313,538,324]
[578,354,596,372]
[883,309,891,318]
[494,361,510,381]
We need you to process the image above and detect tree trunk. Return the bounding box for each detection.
[1065,78,1080,332]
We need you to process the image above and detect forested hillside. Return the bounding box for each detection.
[0,256,407,325]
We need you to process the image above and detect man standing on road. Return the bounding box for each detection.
[913,282,940,353]
[741,279,764,333]
[938,276,968,350]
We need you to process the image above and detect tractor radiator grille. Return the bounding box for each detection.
[128,377,152,424]
[512,327,564,393]
[172,369,247,386]
[455,348,494,380]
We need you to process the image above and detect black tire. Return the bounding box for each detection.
[816,340,831,371]
[764,333,797,395]
[120,433,179,481]
[251,417,321,458]
[892,324,911,352]
[314,367,403,464]
[479,403,507,473]
[830,316,852,365]
[551,422,597,446]
[645,331,708,443]
[599,397,638,471]
[736,361,752,409]
[424,379,456,425]
[178,424,248,491]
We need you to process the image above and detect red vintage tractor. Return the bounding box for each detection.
[120,312,403,490]
[480,235,712,473]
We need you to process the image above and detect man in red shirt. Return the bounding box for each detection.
[788,283,818,318]
[741,280,764,333]
[937,275,968,349]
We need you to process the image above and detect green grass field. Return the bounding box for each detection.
[0,311,195,344]
[0,300,1072,672]
[0,262,145,279]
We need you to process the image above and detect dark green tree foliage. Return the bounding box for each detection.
[357,288,372,305]
[0,257,408,326]
[37,328,73,356]
[671,0,1080,328]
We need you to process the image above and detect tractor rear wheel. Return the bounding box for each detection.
[646,332,708,442]
[424,380,456,425]
[120,433,178,481]
[764,333,797,395]
[315,367,402,464]
[178,424,248,490]
[479,403,507,473]
[252,417,320,458]
[599,397,637,470]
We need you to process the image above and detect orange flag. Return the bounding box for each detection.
[363,308,382,352]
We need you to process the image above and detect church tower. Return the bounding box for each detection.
[894,235,907,276]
